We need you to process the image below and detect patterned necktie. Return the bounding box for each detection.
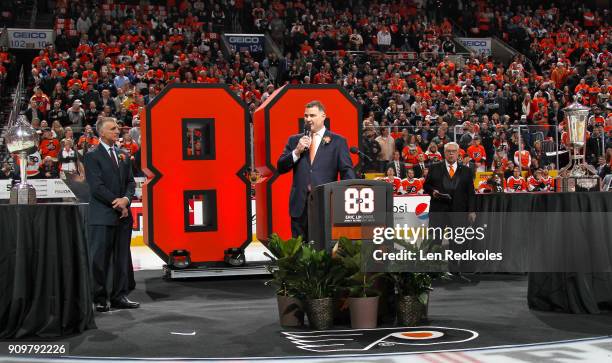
[449,164,455,178]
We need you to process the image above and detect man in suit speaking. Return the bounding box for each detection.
[424,142,476,257]
[84,117,139,312]
[277,100,356,241]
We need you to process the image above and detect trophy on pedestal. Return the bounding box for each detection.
[6,115,39,204]
[556,99,601,192]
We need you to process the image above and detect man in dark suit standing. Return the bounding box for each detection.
[412,153,428,179]
[386,150,407,179]
[277,100,356,241]
[84,117,139,312]
[424,142,476,264]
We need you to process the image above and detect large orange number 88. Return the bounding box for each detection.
[142,84,360,265]
[142,85,251,266]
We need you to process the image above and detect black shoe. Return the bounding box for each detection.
[111,296,140,309]
[95,301,110,312]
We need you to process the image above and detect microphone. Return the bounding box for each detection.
[303,123,311,151]
[303,123,311,137]
[350,146,373,162]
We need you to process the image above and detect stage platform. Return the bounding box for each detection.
[8,271,611,362]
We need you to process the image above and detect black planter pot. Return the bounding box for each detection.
[305,298,334,330]
[396,294,429,326]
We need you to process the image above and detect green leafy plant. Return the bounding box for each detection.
[385,239,450,305]
[292,244,345,300]
[389,272,436,305]
[264,234,304,296]
[335,237,382,298]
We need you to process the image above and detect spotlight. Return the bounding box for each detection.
[224,248,246,267]
[168,250,191,269]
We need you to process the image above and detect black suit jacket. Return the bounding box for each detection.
[424,162,475,213]
[84,144,135,225]
[277,130,356,217]
[24,108,43,123]
[386,160,407,179]
[412,162,428,178]
[586,135,604,165]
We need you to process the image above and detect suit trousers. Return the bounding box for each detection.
[88,220,133,304]
[428,210,469,272]
[291,201,309,243]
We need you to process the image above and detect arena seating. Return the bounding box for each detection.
[1,0,610,194]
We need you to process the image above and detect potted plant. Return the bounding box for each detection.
[264,234,304,327]
[335,238,382,329]
[293,244,345,330]
[387,240,450,326]
[391,272,436,326]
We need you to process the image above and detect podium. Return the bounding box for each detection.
[308,180,393,251]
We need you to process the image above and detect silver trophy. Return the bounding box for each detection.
[6,115,39,204]
[556,99,600,191]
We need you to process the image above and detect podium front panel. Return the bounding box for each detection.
[309,180,393,251]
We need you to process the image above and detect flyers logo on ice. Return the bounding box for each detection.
[283,326,478,353]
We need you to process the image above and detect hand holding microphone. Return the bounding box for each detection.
[295,123,312,156]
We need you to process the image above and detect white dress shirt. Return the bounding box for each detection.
[292,126,326,162]
[99,140,130,204]
[99,140,118,166]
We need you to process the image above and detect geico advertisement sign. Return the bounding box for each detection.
[225,34,264,44]
[8,28,53,39]
[457,37,491,54]
[463,40,487,47]
[228,36,261,43]
[13,32,48,38]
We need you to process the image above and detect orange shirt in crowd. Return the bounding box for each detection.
[575,83,590,94]
[67,78,83,89]
[402,146,423,165]
[425,151,442,162]
[78,135,100,150]
[467,144,486,163]
[121,141,139,156]
[383,176,402,195]
[401,178,423,194]
[514,150,531,169]
[40,139,60,159]
[506,176,528,192]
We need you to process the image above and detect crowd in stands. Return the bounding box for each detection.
[1,0,611,194]
[0,0,30,29]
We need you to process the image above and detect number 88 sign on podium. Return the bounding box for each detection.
[308,179,393,251]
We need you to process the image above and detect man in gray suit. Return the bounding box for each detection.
[84,117,138,312]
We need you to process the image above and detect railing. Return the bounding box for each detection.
[29,0,37,28]
[319,49,470,62]
[449,123,606,173]
[0,27,8,48]
[365,123,571,172]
